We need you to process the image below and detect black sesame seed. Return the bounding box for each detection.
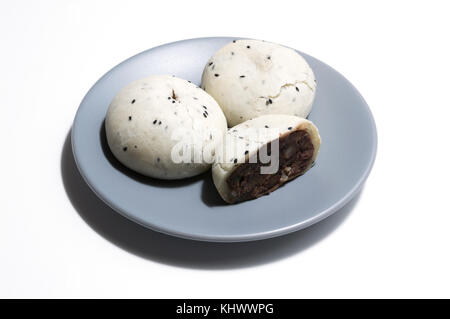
[267,56,271,60]
[231,52,234,55]
[123,147,128,152]
[232,129,237,132]
[188,80,191,83]
[234,159,238,164]
[202,105,207,109]
[158,121,162,125]
[209,62,213,66]
[168,96,171,99]
[134,145,137,148]
[214,74,219,77]
[240,75,245,78]
[268,99,273,104]
[203,113,207,118]
[295,87,299,92]
[204,110,208,115]
[246,45,251,49]
[265,125,269,128]
[193,97,198,100]
[153,120,157,124]
[131,99,135,104]
[128,116,132,121]
[233,40,236,43]
[238,136,243,139]
[245,150,249,155]
[288,127,292,130]
[172,100,175,103]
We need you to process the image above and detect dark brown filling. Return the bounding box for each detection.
[226,130,315,202]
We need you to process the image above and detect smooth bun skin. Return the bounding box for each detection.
[201,39,316,127]
[212,114,321,203]
[106,75,227,180]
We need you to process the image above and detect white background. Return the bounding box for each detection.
[1,0,449,298]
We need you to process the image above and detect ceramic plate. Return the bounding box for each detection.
[72,37,377,242]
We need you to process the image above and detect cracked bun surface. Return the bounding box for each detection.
[212,114,321,204]
[105,75,227,180]
[201,39,316,126]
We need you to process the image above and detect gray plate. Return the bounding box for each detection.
[72,37,377,242]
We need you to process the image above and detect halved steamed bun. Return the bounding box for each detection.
[212,114,321,203]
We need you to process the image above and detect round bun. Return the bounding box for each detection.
[105,75,227,180]
[212,114,321,203]
[201,39,316,127]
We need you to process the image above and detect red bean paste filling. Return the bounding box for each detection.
[226,130,314,202]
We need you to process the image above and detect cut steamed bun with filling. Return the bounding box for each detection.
[201,39,316,127]
[212,114,321,204]
[105,75,227,180]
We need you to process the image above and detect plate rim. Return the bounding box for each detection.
[71,37,378,242]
